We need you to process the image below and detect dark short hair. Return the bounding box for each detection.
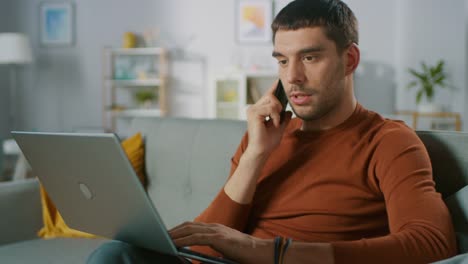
[271,0,358,53]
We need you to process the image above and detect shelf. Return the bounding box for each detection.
[216,102,239,108]
[244,71,277,78]
[394,110,462,131]
[111,109,162,118]
[109,47,165,55]
[103,46,168,134]
[212,70,277,119]
[107,79,162,87]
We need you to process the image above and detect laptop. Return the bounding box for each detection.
[12,131,237,264]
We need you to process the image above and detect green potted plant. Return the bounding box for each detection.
[134,90,157,108]
[406,60,450,112]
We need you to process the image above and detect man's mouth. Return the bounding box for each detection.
[290,93,313,105]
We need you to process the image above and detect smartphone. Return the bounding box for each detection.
[274,80,288,122]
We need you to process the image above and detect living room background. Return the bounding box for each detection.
[0,0,466,142]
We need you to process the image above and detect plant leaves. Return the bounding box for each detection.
[422,62,429,74]
[407,59,450,104]
[409,69,427,82]
[416,90,424,104]
[406,81,418,89]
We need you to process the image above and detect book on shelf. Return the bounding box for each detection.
[247,80,262,104]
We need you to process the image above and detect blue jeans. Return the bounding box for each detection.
[87,240,191,264]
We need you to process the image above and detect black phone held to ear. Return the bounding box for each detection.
[274,81,288,123]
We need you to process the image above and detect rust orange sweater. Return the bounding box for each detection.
[195,104,457,263]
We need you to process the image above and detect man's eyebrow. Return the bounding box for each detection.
[298,46,325,54]
[272,51,284,58]
[272,46,325,58]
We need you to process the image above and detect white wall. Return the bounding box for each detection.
[395,0,465,115]
[150,0,274,118]
[4,0,468,132]
[347,0,466,128]
[345,0,397,114]
[10,0,275,132]
[12,0,162,132]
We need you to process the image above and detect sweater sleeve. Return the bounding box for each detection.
[332,125,457,264]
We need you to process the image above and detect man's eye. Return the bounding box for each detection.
[303,56,317,62]
[277,60,287,66]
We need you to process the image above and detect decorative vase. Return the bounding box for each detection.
[417,103,443,113]
[123,32,137,48]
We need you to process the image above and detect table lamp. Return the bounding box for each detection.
[0,33,33,130]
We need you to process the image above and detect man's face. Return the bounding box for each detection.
[272,27,348,121]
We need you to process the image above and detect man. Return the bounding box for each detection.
[169,0,457,263]
[89,0,457,263]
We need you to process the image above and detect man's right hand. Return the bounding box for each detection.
[224,81,292,204]
[245,81,292,159]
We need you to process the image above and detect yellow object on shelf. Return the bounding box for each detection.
[122,32,137,48]
[223,89,238,102]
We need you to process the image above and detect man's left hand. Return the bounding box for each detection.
[169,222,269,263]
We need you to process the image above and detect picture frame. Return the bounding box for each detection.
[236,0,273,44]
[40,2,74,46]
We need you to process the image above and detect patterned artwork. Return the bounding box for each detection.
[40,3,73,46]
[236,0,273,44]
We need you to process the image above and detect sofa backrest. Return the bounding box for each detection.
[128,117,247,228]
[417,131,468,198]
[417,130,468,253]
[128,117,467,251]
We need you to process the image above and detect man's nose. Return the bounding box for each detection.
[286,61,305,85]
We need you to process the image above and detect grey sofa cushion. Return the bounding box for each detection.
[0,179,42,245]
[128,117,247,228]
[0,238,106,264]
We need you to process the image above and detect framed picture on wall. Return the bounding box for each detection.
[40,2,74,46]
[236,0,273,44]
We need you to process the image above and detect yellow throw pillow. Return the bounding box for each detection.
[121,132,147,188]
[37,132,147,239]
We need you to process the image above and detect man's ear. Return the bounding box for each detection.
[345,43,360,75]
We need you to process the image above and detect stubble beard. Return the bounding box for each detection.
[289,83,344,122]
[292,95,334,121]
[292,63,346,122]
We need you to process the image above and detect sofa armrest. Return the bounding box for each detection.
[0,178,43,246]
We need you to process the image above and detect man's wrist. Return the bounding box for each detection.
[242,147,270,165]
[244,237,274,264]
[224,148,268,204]
[284,242,334,264]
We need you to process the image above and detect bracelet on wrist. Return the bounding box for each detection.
[279,238,292,264]
[274,236,283,264]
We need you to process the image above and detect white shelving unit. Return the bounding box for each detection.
[106,79,163,87]
[211,70,278,120]
[102,47,169,135]
[112,109,163,118]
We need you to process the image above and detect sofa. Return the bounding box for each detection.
[0,117,466,263]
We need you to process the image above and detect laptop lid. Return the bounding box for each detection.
[13,131,238,264]
[12,131,238,264]
[12,131,181,254]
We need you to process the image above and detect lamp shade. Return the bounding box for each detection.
[0,33,33,64]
